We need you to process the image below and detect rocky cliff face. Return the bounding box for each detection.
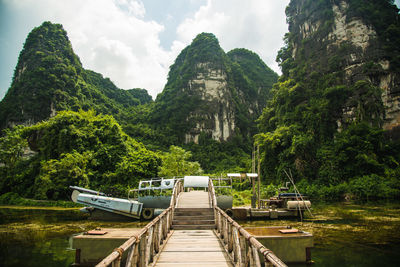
[284,0,400,131]
[153,33,278,144]
[184,62,235,143]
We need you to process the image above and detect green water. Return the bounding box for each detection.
[0,202,400,266]
[241,201,400,267]
[0,207,146,267]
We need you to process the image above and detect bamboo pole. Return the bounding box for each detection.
[131,243,139,267]
[215,207,287,267]
[96,180,184,267]
[252,245,261,267]
[124,244,136,267]
[145,226,153,265]
[233,227,242,265]
[224,218,228,245]
[138,233,147,267]
[228,222,233,253]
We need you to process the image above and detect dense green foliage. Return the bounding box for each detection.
[185,133,251,173]
[257,0,400,200]
[0,24,278,176]
[0,192,82,207]
[0,110,160,200]
[158,146,203,177]
[227,48,278,105]
[4,7,400,203]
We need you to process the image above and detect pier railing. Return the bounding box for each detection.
[96,179,184,267]
[208,179,287,267]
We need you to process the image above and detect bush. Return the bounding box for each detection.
[0,192,82,207]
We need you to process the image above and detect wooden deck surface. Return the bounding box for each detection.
[176,191,210,208]
[154,230,232,266]
[154,191,232,266]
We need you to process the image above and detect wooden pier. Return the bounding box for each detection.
[95,179,287,267]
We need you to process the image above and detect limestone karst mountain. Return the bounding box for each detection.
[152,33,278,145]
[257,0,400,188]
[0,21,152,129]
[280,0,400,132]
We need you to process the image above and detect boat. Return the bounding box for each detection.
[70,186,143,219]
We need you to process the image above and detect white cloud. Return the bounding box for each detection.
[176,0,290,74]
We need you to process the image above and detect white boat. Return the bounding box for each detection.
[71,187,143,219]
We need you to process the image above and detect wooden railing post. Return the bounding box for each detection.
[145,226,154,265]
[96,179,184,267]
[233,227,242,265]
[138,233,147,267]
[224,218,228,245]
[252,245,261,267]
[112,258,120,267]
[125,243,136,267]
[153,221,160,253]
[212,206,287,267]
[228,222,233,253]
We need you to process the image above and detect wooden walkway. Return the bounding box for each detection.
[154,230,232,266]
[154,191,232,266]
[96,180,287,267]
[176,191,210,208]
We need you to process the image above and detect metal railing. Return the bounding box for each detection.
[96,179,184,267]
[208,179,287,267]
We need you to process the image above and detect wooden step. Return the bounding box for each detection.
[173,220,215,225]
[174,212,214,216]
[175,208,213,212]
[172,225,216,230]
[174,209,214,216]
[173,215,214,220]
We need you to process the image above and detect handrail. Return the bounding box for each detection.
[208,179,287,267]
[96,179,184,267]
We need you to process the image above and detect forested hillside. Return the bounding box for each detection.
[149,33,278,171]
[256,0,400,199]
[1,0,400,202]
[0,22,152,129]
[0,22,278,200]
[0,110,160,199]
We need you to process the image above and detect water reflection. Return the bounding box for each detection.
[0,202,400,266]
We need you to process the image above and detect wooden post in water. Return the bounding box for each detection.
[257,145,261,209]
[251,174,256,209]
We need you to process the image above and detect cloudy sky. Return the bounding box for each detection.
[0,0,399,100]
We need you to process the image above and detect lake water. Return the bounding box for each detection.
[0,202,399,266]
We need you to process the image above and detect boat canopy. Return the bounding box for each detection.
[184,176,209,188]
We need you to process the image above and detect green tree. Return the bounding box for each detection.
[158,146,203,177]
[0,126,28,169]
[0,110,161,200]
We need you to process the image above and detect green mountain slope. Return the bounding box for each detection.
[0,21,152,129]
[151,33,277,146]
[144,33,278,172]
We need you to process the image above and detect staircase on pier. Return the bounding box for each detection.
[154,190,232,267]
[172,191,215,230]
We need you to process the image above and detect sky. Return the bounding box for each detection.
[0,0,399,100]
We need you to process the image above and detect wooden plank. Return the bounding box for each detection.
[153,230,232,267]
[156,263,231,266]
[177,191,210,208]
[157,251,228,262]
